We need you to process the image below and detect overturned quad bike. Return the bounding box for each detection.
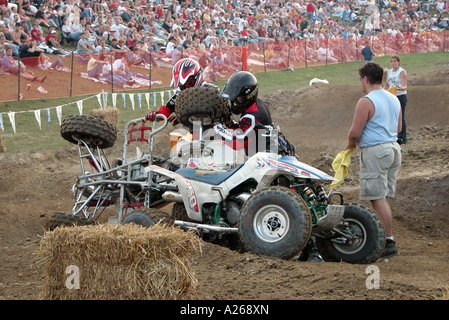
[52,86,385,264]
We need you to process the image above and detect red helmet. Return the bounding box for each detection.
[170,58,203,90]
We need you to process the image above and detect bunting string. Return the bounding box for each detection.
[0,89,176,133]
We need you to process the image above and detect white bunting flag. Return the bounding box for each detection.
[145,93,150,109]
[129,93,135,110]
[160,91,164,103]
[0,113,4,133]
[8,112,16,133]
[96,93,102,108]
[112,93,117,108]
[56,106,62,125]
[77,100,83,115]
[34,109,42,130]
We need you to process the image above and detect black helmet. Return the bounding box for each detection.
[220,71,258,115]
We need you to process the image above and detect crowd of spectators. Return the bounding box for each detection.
[1,0,449,79]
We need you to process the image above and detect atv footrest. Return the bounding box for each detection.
[312,205,345,233]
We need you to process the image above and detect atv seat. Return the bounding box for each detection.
[176,164,243,185]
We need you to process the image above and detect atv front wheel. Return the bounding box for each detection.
[60,115,117,149]
[238,186,312,259]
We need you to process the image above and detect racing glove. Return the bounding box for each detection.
[145,111,158,122]
[145,105,172,122]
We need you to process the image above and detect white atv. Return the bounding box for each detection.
[148,144,385,264]
[53,86,385,264]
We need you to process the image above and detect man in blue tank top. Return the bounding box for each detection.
[346,62,402,259]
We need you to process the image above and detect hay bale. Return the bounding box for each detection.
[88,107,119,127]
[0,128,5,153]
[441,285,449,300]
[39,223,201,300]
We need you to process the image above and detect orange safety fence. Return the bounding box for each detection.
[246,30,449,73]
[1,30,448,103]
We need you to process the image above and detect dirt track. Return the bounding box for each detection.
[0,67,448,300]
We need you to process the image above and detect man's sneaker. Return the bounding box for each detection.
[381,239,400,259]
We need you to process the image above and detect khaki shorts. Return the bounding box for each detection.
[359,142,402,200]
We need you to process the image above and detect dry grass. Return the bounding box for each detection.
[38,223,201,300]
[440,285,449,300]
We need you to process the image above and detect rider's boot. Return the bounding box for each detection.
[306,236,323,263]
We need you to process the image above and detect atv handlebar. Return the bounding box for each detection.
[150,114,168,138]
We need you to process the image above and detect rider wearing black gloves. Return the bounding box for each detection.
[145,58,217,123]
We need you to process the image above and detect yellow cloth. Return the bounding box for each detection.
[330,148,355,188]
[386,86,397,96]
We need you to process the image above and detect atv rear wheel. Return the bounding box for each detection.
[171,202,192,221]
[315,203,386,264]
[239,186,312,260]
[60,115,117,149]
[174,86,231,131]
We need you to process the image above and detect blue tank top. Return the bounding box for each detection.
[357,89,401,147]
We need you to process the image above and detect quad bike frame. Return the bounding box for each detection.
[69,114,171,224]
